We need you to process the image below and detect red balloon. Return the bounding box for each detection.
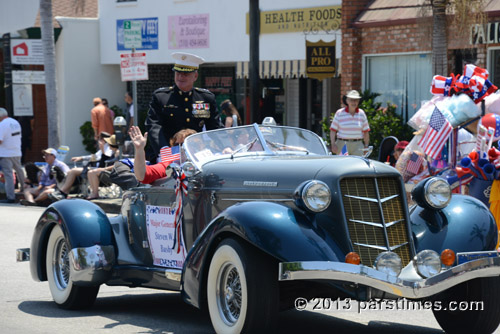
[480,113,500,139]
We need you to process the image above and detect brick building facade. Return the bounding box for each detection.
[340,1,500,122]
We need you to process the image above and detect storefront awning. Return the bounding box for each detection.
[236,60,306,79]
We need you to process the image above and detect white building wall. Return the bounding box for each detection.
[56,17,125,157]
[0,0,39,36]
[99,0,341,65]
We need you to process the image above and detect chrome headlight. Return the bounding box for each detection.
[411,177,451,209]
[415,250,442,278]
[294,180,331,213]
[181,161,198,177]
[374,251,402,276]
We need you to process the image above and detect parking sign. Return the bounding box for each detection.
[120,52,148,81]
[117,18,159,51]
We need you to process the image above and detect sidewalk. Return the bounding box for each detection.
[1,192,122,215]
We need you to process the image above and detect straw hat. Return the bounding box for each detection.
[345,90,362,99]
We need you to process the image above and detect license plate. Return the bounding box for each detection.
[456,251,500,265]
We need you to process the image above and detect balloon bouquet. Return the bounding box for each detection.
[447,113,500,205]
[404,64,499,202]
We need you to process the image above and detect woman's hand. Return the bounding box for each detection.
[129,126,148,150]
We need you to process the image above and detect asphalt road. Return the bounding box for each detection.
[0,203,480,334]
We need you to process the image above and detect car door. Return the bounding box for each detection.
[124,178,178,267]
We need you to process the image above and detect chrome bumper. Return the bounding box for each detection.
[69,244,115,285]
[16,248,30,262]
[279,257,500,299]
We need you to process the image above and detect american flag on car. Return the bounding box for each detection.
[418,108,452,159]
[407,152,424,174]
[340,143,349,156]
[159,145,181,164]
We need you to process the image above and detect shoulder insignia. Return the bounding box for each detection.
[155,86,174,94]
[195,87,210,93]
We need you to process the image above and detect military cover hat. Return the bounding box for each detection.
[172,52,205,72]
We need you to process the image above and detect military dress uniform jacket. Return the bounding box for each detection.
[145,85,222,161]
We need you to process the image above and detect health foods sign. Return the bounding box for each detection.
[246,6,341,34]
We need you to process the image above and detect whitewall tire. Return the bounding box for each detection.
[206,238,278,334]
[46,224,99,309]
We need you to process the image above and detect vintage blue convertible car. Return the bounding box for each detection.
[18,122,500,333]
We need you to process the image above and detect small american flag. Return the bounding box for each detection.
[159,145,180,164]
[407,152,424,174]
[340,143,349,156]
[418,107,452,159]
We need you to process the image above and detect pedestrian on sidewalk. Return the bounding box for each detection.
[21,148,69,206]
[220,99,242,127]
[85,135,120,200]
[0,107,25,203]
[91,97,114,141]
[49,132,114,201]
[330,90,370,156]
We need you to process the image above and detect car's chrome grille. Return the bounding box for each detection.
[340,177,411,266]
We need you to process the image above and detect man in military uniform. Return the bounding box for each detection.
[145,52,222,163]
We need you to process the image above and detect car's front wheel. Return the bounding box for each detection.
[432,276,500,334]
[207,238,278,334]
[46,224,99,309]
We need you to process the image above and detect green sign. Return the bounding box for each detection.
[123,20,142,49]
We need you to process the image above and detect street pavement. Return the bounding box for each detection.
[0,203,487,334]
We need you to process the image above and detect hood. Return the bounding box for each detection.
[200,155,401,190]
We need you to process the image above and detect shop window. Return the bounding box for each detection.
[488,48,500,87]
[364,53,432,122]
[454,49,477,74]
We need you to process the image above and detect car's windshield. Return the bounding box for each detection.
[182,124,328,167]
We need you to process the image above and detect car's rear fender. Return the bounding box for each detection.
[29,199,115,284]
[410,194,498,253]
[181,201,343,309]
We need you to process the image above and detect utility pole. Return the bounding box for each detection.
[249,0,260,123]
[2,33,13,116]
[132,47,138,127]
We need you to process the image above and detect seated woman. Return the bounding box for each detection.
[129,126,196,184]
[49,132,114,201]
[221,129,264,154]
[85,135,120,200]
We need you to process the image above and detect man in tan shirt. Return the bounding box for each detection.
[90,97,114,140]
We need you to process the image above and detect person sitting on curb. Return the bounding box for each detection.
[129,125,196,184]
[49,132,114,201]
[21,148,70,206]
[85,134,120,200]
